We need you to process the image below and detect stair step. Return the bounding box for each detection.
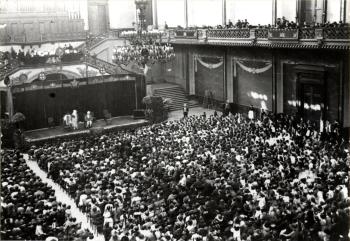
[151,85,199,111]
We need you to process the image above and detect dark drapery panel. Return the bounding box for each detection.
[1,91,7,118]
[236,63,273,110]
[13,79,137,130]
[195,59,224,101]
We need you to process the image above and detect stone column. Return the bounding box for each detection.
[222,0,227,26]
[184,0,188,28]
[153,0,158,28]
[226,53,234,102]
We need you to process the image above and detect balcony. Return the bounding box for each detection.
[0,31,86,45]
[171,26,350,50]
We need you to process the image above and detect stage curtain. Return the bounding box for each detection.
[13,79,137,130]
[195,56,224,101]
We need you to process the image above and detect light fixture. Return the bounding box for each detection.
[113,0,175,68]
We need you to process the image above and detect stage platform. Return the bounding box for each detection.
[24,116,148,143]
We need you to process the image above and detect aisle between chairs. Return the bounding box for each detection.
[23,154,105,241]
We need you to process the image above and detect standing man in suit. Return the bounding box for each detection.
[183,104,189,118]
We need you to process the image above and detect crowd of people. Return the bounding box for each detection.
[0,44,83,69]
[28,110,349,241]
[180,17,349,30]
[113,44,174,66]
[63,110,94,130]
[1,150,94,240]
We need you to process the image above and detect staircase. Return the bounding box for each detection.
[153,84,199,111]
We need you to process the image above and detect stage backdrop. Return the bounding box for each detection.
[12,75,145,130]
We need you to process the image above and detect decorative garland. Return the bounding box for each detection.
[195,56,224,71]
[235,60,272,75]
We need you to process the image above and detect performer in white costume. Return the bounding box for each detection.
[85,111,93,128]
[71,110,78,130]
[63,112,72,128]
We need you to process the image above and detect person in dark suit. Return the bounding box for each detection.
[223,100,231,117]
[183,104,189,118]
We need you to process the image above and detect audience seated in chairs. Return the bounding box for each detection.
[1,151,72,240]
[30,111,348,241]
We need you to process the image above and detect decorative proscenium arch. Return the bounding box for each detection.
[8,64,103,85]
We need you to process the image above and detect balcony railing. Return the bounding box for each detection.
[174,29,197,38]
[0,31,86,44]
[171,26,350,48]
[207,29,251,39]
[268,29,298,39]
[299,28,316,39]
[323,27,350,39]
[255,29,269,39]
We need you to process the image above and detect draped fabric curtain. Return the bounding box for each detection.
[13,81,136,130]
[234,58,273,110]
[195,55,224,101]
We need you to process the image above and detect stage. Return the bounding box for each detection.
[24,116,148,143]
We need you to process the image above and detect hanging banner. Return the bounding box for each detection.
[235,59,272,75]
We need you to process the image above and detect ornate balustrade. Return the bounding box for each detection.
[84,55,129,75]
[299,28,316,39]
[207,29,250,39]
[255,29,269,39]
[170,26,349,49]
[268,29,298,40]
[323,27,350,39]
[174,29,197,38]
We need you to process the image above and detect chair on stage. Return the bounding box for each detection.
[48,117,55,128]
[103,109,112,125]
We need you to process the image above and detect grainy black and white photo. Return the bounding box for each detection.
[0,0,349,240]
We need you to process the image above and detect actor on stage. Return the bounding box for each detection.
[63,112,72,128]
[71,110,78,130]
[85,111,93,128]
[248,105,255,120]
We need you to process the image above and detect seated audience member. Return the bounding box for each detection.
[1,151,71,240]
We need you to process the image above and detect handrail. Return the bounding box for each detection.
[83,55,131,75]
